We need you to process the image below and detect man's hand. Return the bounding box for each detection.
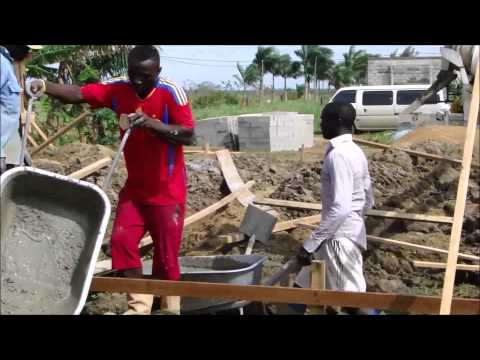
[27,79,46,98]
[119,112,149,130]
[296,247,313,267]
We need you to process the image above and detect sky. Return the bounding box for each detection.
[158,45,442,90]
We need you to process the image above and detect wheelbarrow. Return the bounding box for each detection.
[142,255,267,314]
[0,167,111,315]
[0,112,140,314]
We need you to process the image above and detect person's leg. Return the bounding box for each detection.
[143,203,185,314]
[320,239,370,315]
[110,192,151,314]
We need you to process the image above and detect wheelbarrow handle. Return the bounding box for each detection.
[262,258,302,287]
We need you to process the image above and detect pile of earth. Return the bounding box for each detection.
[31,140,479,313]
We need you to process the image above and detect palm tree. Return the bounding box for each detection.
[277,55,301,101]
[295,45,334,100]
[27,45,133,83]
[27,45,134,143]
[234,63,259,106]
[253,46,277,103]
[327,46,380,89]
[390,46,418,58]
[269,52,281,102]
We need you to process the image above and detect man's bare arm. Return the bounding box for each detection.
[30,80,85,104]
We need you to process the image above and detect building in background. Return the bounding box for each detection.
[367,57,442,86]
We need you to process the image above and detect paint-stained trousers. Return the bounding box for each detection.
[110,190,185,280]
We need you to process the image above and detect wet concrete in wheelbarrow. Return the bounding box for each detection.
[1,205,84,314]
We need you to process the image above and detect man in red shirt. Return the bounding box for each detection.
[30,45,195,314]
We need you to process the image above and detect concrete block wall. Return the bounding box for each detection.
[367,57,442,85]
[194,116,238,148]
[195,112,314,152]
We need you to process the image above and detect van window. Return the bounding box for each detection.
[397,90,438,105]
[332,90,356,103]
[362,91,393,105]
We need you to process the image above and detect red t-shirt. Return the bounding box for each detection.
[81,77,194,205]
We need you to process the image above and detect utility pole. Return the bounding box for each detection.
[261,59,264,104]
[304,46,308,101]
[313,56,318,102]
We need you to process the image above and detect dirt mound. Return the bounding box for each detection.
[34,143,116,175]
[393,125,479,147]
[30,139,480,313]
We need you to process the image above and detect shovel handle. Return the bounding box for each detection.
[19,98,34,166]
[102,127,132,191]
[262,258,301,287]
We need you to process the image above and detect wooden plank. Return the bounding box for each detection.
[68,157,112,180]
[353,137,480,169]
[255,198,322,211]
[366,209,453,224]
[184,180,255,227]
[367,235,480,262]
[255,198,453,224]
[272,215,321,233]
[27,134,38,147]
[308,260,326,314]
[90,276,480,315]
[216,149,255,207]
[31,112,90,155]
[31,119,56,150]
[413,261,480,272]
[440,62,480,314]
[95,181,256,273]
[295,224,480,262]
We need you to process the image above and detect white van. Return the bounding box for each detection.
[329,85,450,131]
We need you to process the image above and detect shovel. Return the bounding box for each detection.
[239,204,277,255]
[102,114,143,191]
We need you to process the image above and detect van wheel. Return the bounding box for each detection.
[353,124,361,134]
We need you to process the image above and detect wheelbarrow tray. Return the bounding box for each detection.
[0,167,111,315]
[143,255,266,313]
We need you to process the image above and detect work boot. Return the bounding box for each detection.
[122,293,154,315]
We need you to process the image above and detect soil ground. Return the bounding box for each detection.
[30,126,480,314]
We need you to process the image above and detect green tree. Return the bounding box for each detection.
[328,46,380,89]
[234,63,259,106]
[268,51,282,102]
[277,54,301,101]
[390,46,418,58]
[27,45,134,144]
[253,46,277,102]
[295,45,334,100]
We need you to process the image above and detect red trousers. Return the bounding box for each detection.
[110,191,185,280]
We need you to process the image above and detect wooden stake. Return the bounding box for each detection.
[440,62,480,314]
[31,112,90,155]
[203,142,210,155]
[300,144,305,162]
[308,260,326,314]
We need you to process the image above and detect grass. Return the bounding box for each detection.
[192,99,326,132]
[359,131,394,145]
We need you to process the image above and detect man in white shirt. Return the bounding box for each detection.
[294,101,375,314]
